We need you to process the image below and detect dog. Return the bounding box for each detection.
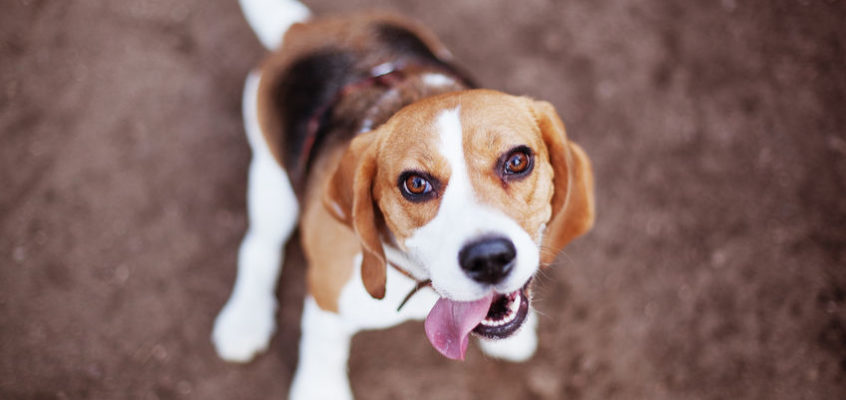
[212,0,595,398]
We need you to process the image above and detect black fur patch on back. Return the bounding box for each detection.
[374,23,441,62]
[373,22,476,87]
[275,49,356,175]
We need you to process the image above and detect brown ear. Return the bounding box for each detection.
[323,132,387,299]
[530,100,596,265]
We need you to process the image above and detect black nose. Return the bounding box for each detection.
[458,237,516,284]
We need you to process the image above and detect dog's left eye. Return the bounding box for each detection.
[500,146,534,179]
[398,171,438,202]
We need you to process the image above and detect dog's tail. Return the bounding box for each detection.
[239,0,311,50]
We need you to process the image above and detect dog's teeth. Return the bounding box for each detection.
[501,292,521,322]
[480,291,522,327]
[509,292,521,313]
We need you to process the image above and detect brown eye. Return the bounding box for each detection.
[405,175,431,194]
[501,146,534,179]
[506,152,529,174]
[399,171,439,202]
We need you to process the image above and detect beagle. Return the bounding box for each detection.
[212,0,595,398]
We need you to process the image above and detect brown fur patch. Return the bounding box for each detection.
[459,92,555,243]
[301,145,359,312]
[527,99,595,265]
[373,104,451,247]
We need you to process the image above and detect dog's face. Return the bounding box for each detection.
[326,89,593,349]
[373,94,555,301]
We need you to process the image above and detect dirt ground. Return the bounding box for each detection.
[1,0,845,399]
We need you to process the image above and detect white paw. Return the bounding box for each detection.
[211,294,277,362]
[478,310,538,362]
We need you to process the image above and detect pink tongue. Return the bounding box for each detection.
[424,293,494,360]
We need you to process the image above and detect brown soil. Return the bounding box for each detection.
[2,0,845,399]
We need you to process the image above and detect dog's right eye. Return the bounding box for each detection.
[398,171,438,202]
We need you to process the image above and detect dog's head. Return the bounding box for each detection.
[325,89,594,358]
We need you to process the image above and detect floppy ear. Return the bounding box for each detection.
[323,132,388,299]
[529,100,596,265]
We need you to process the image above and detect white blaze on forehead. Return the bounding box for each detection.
[436,106,471,199]
[401,107,539,301]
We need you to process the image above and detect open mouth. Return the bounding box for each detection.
[472,282,530,339]
[424,279,533,360]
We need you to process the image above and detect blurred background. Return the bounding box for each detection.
[1,0,844,399]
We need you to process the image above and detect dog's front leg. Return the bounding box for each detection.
[211,150,298,362]
[289,297,355,400]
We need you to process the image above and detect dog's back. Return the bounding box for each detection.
[250,11,474,190]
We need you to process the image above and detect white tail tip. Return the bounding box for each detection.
[239,0,311,50]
